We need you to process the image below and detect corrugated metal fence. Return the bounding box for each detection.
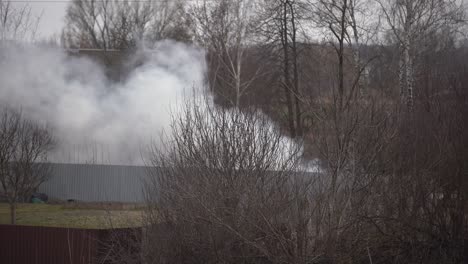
[0,224,141,264]
[38,163,150,203]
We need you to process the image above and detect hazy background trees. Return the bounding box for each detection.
[0,0,40,42]
[377,0,464,108]
[63,0,190,49]
[256,0,308,138]
[190,0,259,108]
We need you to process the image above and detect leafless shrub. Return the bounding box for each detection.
[98,228,143,264]
[142,95,324,263]
[0,108,55,224]
[361,62,468,263]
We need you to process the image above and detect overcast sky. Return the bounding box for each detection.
[15,0,468,40]
[13,0,68,38]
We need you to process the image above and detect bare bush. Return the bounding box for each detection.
[0,108,55,224]
[142,96,324,263]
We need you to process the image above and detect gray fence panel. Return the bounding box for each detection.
[38,163,150,202]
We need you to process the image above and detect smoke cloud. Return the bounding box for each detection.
[0,41,317,171]
[0,41,206,165]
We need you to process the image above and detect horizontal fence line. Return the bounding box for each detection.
[0,224,141,264]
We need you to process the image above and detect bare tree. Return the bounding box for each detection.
[312,0,350,110]
[258,0,307,138]
[191,0,260,108]
[0,108,55,224]
[64,0,188,49]
[377,0,464,108]
[294,2,398,261]
[312,0,379,94]
[0,0,40,42]
[142,95,323,263]
[309,0,381,109]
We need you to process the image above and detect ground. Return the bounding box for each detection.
[0,203,143,229]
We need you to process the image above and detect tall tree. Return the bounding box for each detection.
[307,1,381,255]
[259,0,305,138]
[191,0,259,107]
[310,0,379,106]
[377,0,464,108]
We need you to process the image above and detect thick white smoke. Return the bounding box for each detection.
[0,41,206,165]
[0,41,318,171]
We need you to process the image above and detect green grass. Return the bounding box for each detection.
[0,203,143,229]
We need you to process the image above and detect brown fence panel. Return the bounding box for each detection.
[0,225,140,264]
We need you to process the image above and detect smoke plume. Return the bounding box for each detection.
[0,41,206,165]
[0,41,318,171]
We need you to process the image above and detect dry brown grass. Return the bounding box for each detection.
[0,203,143,229]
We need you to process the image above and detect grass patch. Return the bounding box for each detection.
[0,203,143,229]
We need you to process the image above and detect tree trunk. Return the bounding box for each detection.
[282,1,296,138]
[337,0,347,110]
[399,50,406,100]
[10,202,16,225]
[290,1,302,137]
[403,1,414,109]
[400,38,414,109]
[405,48,414,108]
[235,53,242,108]
[350,3,364,95]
